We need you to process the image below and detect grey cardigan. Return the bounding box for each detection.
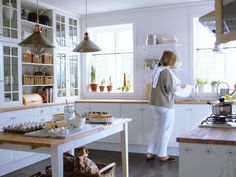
[149,69,176,108]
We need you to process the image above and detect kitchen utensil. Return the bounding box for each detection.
[216,82,230,97]
[207,98,232,116]
[64,105,75,119]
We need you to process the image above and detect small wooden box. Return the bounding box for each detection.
[23,75,34,85]
[33,54,43,63]
[34,76,44,85]
[22,54,33,63]
[45,76,54,84]
[42,54,53,64]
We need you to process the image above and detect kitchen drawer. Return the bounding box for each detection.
[50,105,65,115]
[13,109,34,123]
[34,115,53,122]
[33,107,50,117]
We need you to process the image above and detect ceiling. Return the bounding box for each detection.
[40,0,211,16]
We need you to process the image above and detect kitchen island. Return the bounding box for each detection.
[177,126,236,177]
[0,118,131,177]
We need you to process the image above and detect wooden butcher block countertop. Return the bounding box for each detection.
[177,126,236,145]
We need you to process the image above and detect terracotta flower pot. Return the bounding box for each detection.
[99,86,105,92]
[107,85,112,92]
[90,84,98,92]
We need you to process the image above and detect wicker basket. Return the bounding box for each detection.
[23,75,34,85]
[42,54,53,64]
[33,54,43,63]
[22,54,33,63]
[44,76,54,84]
[34,76,44,85]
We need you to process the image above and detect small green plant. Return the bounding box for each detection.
[211,80,220,87]
[90,65,96,83]
[196,79,208,85]
[108,76,112,86]
[100,79,105,86]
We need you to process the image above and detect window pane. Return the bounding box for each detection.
[194,18,236,92]
[88,24,133,93]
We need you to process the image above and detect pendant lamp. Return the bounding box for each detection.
[18,0,54,48]
[73,0,101,53]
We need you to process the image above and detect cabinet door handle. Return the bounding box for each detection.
[10,117,16,120]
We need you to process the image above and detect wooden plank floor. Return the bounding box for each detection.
[3,150,178,177]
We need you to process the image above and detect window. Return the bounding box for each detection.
[87,24,133,93]
[193,18,236,92]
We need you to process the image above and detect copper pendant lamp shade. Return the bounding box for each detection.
[18,0,54,48]
[73,32,101,52]
[73,0,101,53]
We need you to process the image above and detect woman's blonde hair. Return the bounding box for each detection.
[159,50,176,66]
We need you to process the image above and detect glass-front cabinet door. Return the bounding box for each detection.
[55,51,80,100]
[55,14,66,47]
[56,52,67,97]
[69,53,79,97]
[68,18,78,49]
[0,0,19,42]
[0,42,21,106]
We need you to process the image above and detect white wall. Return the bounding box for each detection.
[80,1,214,99]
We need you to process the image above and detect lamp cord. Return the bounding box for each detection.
[86,0,87,31]
[36,0,39,24]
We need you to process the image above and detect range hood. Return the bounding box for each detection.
[199,0,236,34]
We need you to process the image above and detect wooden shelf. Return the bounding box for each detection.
[22,62,53,66]
[23,84,54,87]
[21,19,53,29]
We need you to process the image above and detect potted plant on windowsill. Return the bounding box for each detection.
[107,76,112,92]
[210,80,220,93]
[196,79,208,93]
[90,65,98,92]
[99,79,105,92]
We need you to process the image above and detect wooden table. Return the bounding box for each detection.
[0,118,131,177]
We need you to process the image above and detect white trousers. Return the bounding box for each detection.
[146,105,174,157]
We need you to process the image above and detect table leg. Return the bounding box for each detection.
[51,146,63,177]
[120,122,129,177]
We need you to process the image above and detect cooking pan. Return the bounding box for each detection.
[207,98,232,116]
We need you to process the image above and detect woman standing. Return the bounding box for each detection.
[146,50,185,162]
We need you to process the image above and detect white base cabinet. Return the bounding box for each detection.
[179,143,236,177]
[76,102,211,150]
[0,104,65,176]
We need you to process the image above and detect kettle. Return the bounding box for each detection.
[216,82,230,97]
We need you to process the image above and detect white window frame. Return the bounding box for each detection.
[81,23,137,99]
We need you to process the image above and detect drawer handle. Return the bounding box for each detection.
[204,147,213,155]
[227,150,235,157]
[184,146,191,153]
[10,117,16,120]
[57,108,60,111]
[40,110,44,113]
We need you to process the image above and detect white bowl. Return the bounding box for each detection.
[69,117,86,128]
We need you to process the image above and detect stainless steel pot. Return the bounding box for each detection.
[207,98,232,116]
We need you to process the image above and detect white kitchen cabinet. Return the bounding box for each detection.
[169,104,211,148]
[0,110,35,161]
[142,104,155,145]
[90,103,121,143]
[121,104,143,145]
[0,0,20,42]
[12,110,35,160]
[0,112,16,166]
[0,42,22,107]
[75,103,90,113]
